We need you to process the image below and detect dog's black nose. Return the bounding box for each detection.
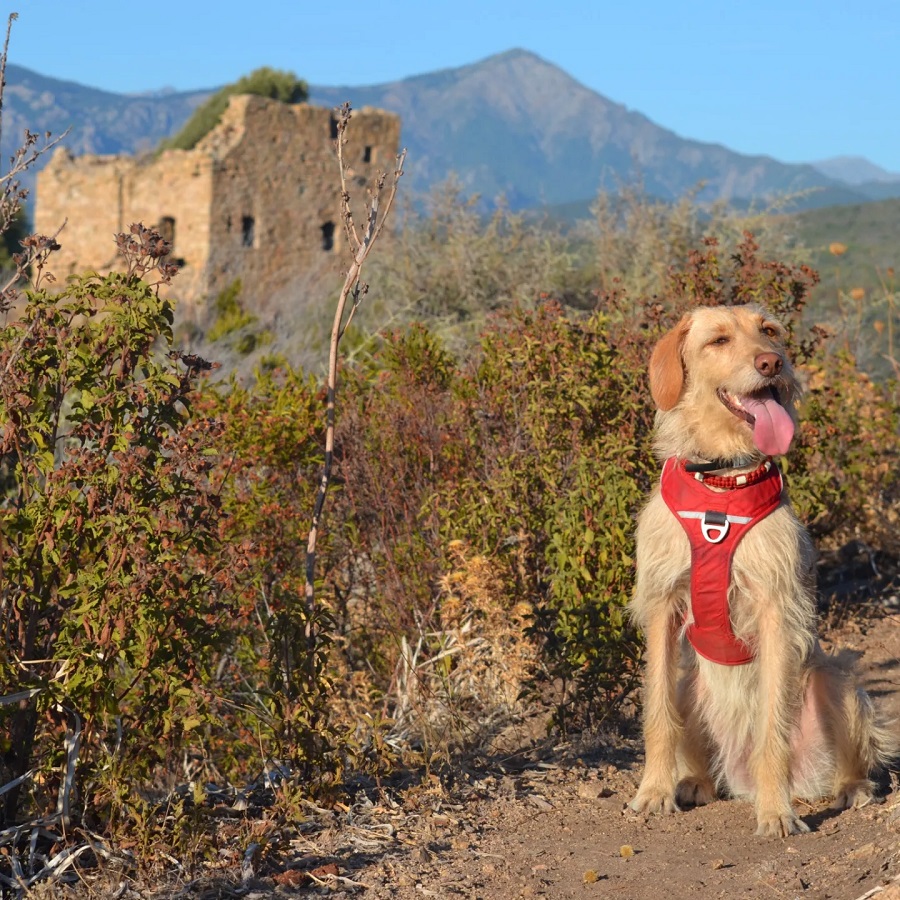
[755,352,783,377]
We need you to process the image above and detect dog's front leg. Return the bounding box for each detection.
[631,603,682,815]
[751,602,809,837]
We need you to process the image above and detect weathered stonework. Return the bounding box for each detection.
[35,96,401,321]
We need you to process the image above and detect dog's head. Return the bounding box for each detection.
[649,304,800,462]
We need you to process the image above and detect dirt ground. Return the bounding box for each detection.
[40,569,900,900]
[242,601,900,900]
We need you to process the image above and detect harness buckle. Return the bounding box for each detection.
[700,510,729,544]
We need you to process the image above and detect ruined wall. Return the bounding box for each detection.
[36,151,139,272]
[35,96,401,324]
[204,96,401,318]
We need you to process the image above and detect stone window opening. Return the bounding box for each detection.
[241,215,255,248]
[363,145,373,163]
[158,215,176,249]
[321,221,335,252]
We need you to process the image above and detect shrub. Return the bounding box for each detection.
[440,302,656,728]
[0,206,29,273]
[363,182,594,347]
[161,67,309,152]
[196,365,341,783]
[328,231,898,738]
[0,226,224,825]
[206,278,272,355]
[330,305,657,733]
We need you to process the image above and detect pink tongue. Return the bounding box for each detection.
[741,394,795,456]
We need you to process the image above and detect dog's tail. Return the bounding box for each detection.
[835,648,900,771]
[864,696,900,771]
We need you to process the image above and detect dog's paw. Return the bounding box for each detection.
[630,785,680,816]
[676,776,717,807]
[831,780,875,810]
[755,810,810,837]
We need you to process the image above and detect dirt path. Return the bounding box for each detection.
[306,611,900,900]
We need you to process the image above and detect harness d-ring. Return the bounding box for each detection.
[701,511,729,544]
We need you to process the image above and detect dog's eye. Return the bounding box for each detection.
[710,336,730,346]
[761,325,779,339]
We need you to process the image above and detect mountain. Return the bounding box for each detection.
[4,50,900,217]
[308,50,885,211]
[2,64,209,158]
[812,155,900,186]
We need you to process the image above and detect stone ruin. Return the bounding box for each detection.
[35,95,401,323]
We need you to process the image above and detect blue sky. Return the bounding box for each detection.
[8,0,900,172]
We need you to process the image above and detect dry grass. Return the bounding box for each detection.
[388,541,539,755]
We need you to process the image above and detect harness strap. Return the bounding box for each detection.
[660,457,783,665]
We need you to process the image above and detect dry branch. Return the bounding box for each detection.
[304,103,406,678]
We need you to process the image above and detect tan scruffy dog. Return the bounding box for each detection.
[628,304,895,837]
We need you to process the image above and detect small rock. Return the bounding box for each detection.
[598,795,626,812]
[846,841,878,860]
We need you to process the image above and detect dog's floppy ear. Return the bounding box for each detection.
[649,315,691,411]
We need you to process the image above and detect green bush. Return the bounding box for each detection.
[0,226,224,825]
[328,305,657,731]
[196,365,339,782]
[324,233,897,735]
[207,278,272,355]
[0,206,29,272]
[162,67,309,152]
[439,303,656,727]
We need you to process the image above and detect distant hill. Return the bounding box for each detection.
[4,50,900,219]
[309,50,880,210]
[0,64,211,216]
[2,63,209,157]
[812,155,900,186]
[784,196,900,379]
[786,195,900,295]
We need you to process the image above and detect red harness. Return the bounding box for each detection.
[659,457,784,666]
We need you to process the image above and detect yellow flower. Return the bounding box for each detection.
[849,287,865,301]
[829,242,848,256]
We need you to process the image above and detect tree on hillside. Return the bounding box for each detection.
[161,67,309,152]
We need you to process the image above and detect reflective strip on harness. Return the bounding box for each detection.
[660,458,784,665]
[675,511,752,544]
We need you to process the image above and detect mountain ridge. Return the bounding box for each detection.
[3,50,899,216]
[812,155,900,185]
[308,48,872,209]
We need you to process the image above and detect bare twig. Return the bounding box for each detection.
[304,106,406,686]
[335,103,362,253]
[0,128,69,188]
[0,13,18,154]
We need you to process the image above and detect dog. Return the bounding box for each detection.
[628,303,895,837]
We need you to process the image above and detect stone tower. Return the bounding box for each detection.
[35,95,401,321]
